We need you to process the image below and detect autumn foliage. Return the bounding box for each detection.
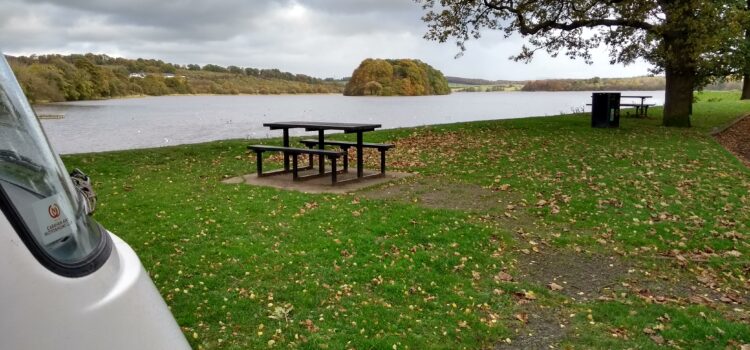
[344,58,450,96]
[6,53,342,103]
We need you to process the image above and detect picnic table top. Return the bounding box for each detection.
[263,121,381,132]
[621,95,653,99]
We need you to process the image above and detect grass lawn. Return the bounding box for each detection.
[63,91,749,349]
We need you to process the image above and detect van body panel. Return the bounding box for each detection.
[0,214,191,349]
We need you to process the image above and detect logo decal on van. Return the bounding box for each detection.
[48,203,61,219]
[33,194,75,245]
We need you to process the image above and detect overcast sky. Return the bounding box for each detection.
[0,0,655,80]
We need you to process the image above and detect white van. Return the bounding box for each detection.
[0,54,191,349]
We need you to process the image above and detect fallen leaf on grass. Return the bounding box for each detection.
[688,295,713,305]
[472,270,481,280]
[696,273,718,288]
[609,327,629,339]
[268,304,293,323]
[548,282,564,291]
[725,250,742,257]
[301,319,319,333]
[495,271,513,282]
[514,313,528,324]
[514,290,536,300]
[675,254,687,266]
[719,293,743,304]
[649,334,665,345]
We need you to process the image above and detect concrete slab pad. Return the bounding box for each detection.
[222,169,415,194]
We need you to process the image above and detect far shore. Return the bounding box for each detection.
[29,88,693,105]
[31,92,345,105]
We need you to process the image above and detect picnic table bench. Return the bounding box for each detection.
[299,139,394,175]
[247,145,344,184]
[620,95,655,117]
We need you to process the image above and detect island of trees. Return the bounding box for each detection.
[6,53,343,103]
[343,59,450,96]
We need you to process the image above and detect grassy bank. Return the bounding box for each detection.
[63,91,749,349]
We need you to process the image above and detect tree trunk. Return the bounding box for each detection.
[743,0,750,100]
[660,3,696,127]
[663,66,694,127]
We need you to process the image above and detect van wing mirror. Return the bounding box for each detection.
[70,168,97,215]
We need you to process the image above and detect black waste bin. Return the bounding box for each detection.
[591,92,620,128]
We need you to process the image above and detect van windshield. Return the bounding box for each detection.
[0,55,106,266]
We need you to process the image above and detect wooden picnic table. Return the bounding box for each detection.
[262,121,382,179]
[620,95,654,117]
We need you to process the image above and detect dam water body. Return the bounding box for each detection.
[34,91,664,154]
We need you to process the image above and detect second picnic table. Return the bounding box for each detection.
[262,121,381,179]
[620,95,654,117]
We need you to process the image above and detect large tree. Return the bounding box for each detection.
[743,0,750,100]
[418,0,749,127]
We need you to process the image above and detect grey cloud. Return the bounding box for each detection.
[24,0,273,28]
[0,0,654,79]
[305,0,422,16]
[20,0,425,39]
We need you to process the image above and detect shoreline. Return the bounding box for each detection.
[33,88,739,105]
[32,91,346,105]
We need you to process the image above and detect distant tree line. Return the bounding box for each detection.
[455,85,518,92]
[521,76,743,92]
[445,76,521,86]
[521,76,665,91]
[6,53,342,103]
[191,63,327,84]
[344,58,450,96]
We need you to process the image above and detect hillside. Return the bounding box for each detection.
[343,58,450,96]
[445,76,523,86]
[520,76,743,92]
[445,75,742,92]
[6,53,343,103]
[521,76,665,91]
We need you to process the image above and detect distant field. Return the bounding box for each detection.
[449,83,525,92]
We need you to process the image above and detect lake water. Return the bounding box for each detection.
[34,91,664,154]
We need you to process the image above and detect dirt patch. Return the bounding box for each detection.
[367,178,634,302]
[494,305,569,350]
[491,250,629,349]
[362,177,523,213]
[622,267,717,300]
[715,114,750,166]
[222,170,414,194]
[517,249,630,301]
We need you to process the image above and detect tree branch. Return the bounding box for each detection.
[483,0,654,34]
